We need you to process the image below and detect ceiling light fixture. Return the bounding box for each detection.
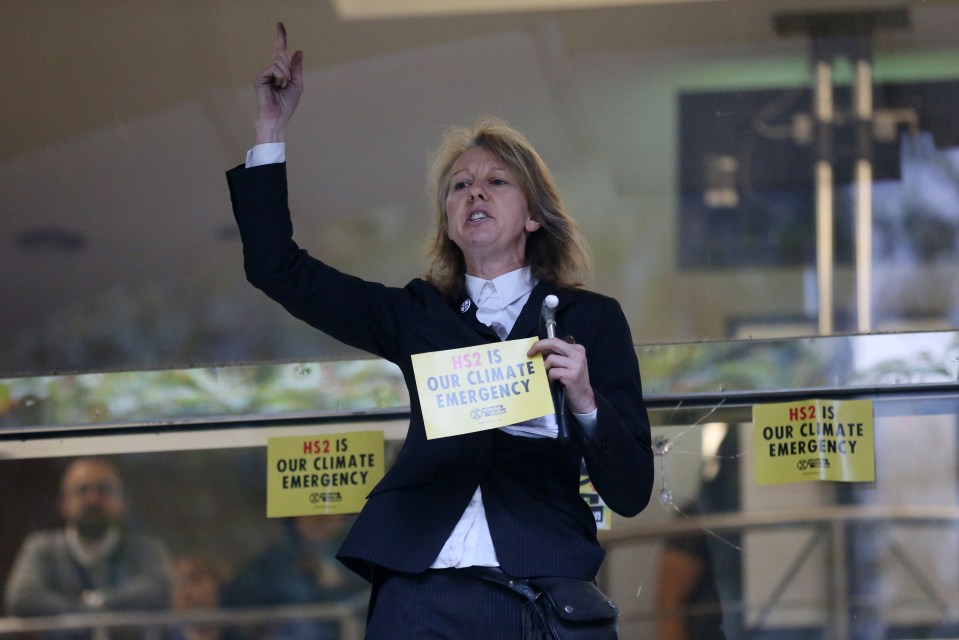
[332,0,723,20]
[16,227,87,253]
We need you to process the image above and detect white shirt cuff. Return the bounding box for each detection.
[573,408,598,441]
[245,142,286,168]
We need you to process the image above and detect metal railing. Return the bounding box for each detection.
[0,595,368,640]
[601,503,959,639]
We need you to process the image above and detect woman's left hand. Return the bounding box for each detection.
[528,338,596,414]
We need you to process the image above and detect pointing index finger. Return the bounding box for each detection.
[275,22,288,54]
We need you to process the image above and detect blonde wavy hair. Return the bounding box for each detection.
[425,117,592,296]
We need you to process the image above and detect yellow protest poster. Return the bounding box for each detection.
[753,399,875,485]
[412,337,555,439]
[580,472,611,530]
[267,430,384,518]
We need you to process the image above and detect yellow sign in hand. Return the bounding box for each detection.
[412,337,555,439]
[753,399,875,485]
[267,430,384,518]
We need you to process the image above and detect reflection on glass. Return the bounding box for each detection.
[0,360,408,432]
[601,402,959,639]
[1,5,959,637]
[1,336,959,638]
[4,4,959,377]
[3,331,959,433]
[655,424,742,640]
[0,448,385,639]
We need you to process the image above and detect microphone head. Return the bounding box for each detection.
[541,295,559,337]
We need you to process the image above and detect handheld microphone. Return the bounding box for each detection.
[542,294,559,338]
[540,295,571,444]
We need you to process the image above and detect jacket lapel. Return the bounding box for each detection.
[451,285,500,341]
[508,283,575,340]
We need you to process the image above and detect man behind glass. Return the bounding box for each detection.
[4,457,171,638]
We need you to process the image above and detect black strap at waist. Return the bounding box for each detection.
[429,566,539,600]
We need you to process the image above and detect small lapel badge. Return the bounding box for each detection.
[460,299,471,313]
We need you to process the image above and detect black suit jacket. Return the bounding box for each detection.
[227,162,654,581]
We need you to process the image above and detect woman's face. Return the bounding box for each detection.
[445,146,540,274]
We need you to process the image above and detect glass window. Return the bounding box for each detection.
[4,3,959,639]
[3,2,959,376]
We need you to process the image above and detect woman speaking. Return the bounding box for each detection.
[226,22,654,640]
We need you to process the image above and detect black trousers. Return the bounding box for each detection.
[364,568,528,640]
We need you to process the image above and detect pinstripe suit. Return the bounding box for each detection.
[227,162,653,586]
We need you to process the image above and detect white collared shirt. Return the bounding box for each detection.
[434,267,600,568]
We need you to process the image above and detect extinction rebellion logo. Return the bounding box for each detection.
[309,492,343,503]
[470,405,507,421]
[797,459,831,471]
